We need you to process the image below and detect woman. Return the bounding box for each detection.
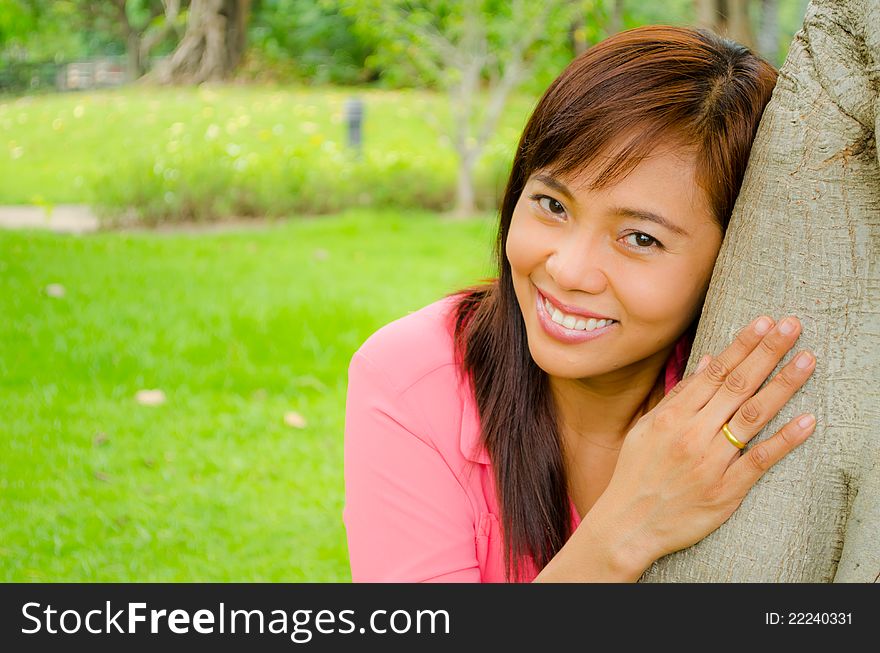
[343,25,817,582]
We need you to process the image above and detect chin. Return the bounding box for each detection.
[527,343,606,379]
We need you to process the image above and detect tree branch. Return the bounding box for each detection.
[140,0,182,60]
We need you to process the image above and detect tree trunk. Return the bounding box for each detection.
[139,0,182,66]
[569,16,588,56]
[567,0,589,55]
[454,151,478,218]
[757,0,779,63]
[114,0,144,80]
[609,0,624,35]
[695,0,756,50]
[449,8,481,218]
[695,0,723,33]
[641,0,879,582]
[126,30,143,81]
[156,0,250,84]
[727,0,755,49]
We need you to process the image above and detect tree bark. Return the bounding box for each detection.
[609,0,624,35]
[727,0,756,49]
[757,0,779,63]
[569,16,588,56]
[455,151,478,219]
[695,0,756,50]
[156,0,250,84]
[112,0,144,80]
[641,0,879,582]
[447,0,545,218]
[695,0,723,33]
[126,30,143,81]
[140,0,182,65]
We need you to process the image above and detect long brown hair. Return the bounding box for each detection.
[446,26,778,581]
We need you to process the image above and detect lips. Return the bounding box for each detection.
[536,288,616,322]
[534,288,618,344]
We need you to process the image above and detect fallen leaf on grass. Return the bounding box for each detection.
[45,283,65,298]
[93,432,109,446]
[94,470,111,482]
[284,411,308,428]
[136,389,166,406]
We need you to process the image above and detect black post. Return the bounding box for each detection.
[345,97,365,159]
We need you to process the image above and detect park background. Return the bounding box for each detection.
[0,0,809,581]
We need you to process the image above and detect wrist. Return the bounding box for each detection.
[533,505,655,583]
[585,499,657,580]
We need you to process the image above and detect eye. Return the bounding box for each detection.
[622,231,663,252]
[529,193,567,217]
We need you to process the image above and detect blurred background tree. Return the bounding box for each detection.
[153,0,250,83]
[246,0,378,84]
[0,1,185,72]
[338,0,607,216]
[0,0,813,220]
[1,0,811,85]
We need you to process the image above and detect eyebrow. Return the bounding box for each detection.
[532,173,691,238]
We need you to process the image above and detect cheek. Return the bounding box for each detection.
[506,208,546,272]
[625,264,706,323]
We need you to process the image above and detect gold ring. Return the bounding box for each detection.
[722,422,746,450]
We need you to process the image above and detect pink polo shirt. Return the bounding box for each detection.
[343,293,692,582]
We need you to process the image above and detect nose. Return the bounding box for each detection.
[545,232,609,294]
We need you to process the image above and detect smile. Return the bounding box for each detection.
[535,290,618,344]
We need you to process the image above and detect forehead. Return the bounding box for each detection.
[534,143,713,224]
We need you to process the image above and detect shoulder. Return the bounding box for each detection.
[347,293,479,464]
[350,293,463,394]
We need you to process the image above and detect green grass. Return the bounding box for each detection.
[0,84,535,220]
[0,209,497,581]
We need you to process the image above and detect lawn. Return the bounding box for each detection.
[0,84,535,219]
[0,209,496,581]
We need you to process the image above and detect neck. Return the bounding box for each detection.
[551,345,672,450]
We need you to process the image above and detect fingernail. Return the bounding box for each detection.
[795,351,813,369]
[797,414,815,429]
[779,317,797,335]
[754,317,772,335]
[696,355,710,373]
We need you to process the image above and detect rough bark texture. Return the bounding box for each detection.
[641,0,879,582]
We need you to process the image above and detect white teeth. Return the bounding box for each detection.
[545,297,614,331]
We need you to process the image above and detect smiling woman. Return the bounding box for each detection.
[343,26,814,583]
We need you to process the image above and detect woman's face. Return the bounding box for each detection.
[506,141,723,381]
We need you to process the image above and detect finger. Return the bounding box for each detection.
[653,354,711,411]
[665,315,776,413]
[723,413,816,492]
[707,348,816,466]
[699,316,804,447]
